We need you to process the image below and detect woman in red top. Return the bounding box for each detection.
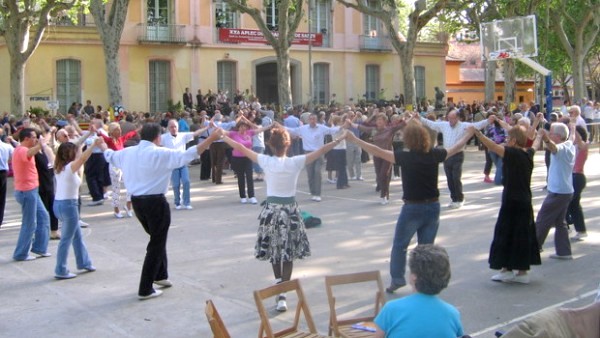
[99,122,139,218]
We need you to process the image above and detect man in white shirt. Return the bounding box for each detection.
[419,110,491,208]
[102,123,219,300]
[568,105,587,128]
[283,109,303,156]
[286,113,340,201]
[0,131,14,227]
[161,119,207,209]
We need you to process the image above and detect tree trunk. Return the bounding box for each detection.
[102,42,122,106]
[571,51,586,102]
[275,47,293,108]
[503,59,516,105]
[485,60,496,103]
[399,44,416,107]
[9,55,25,116]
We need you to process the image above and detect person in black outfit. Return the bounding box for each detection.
[183,87,193,110]
[472,124,541,284]
[35,137,59,240]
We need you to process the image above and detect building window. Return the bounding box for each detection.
[266,0,278,31]
[313,63,330,104]
[365,65,380,101]
[149,60,171,113]
[147,0,170,25]
[56,59,81,115]
[414,66,425,100]
[363,0,382,36]
[311,0,331,47]
[217,61,237,97]
[215,1,239,28]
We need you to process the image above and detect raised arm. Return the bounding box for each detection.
[472,127,505,158]
[346,132,394,163]
[71,138,102,173]
[219,130,259,163]
[305,130,348,164]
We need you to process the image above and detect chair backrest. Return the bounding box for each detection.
[253,279,319,338]
[324,271,385,336]
[205,300,232,338]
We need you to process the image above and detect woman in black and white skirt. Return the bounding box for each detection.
[219,125,347,311]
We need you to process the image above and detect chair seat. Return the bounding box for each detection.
[338,324,377,338]
[276,332,332,338]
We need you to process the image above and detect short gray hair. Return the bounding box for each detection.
[551,122,569,141]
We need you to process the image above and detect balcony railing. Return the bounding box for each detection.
[138,23,186,44]
[359,35,393,51]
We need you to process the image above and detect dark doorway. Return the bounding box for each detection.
[256,63,279,104]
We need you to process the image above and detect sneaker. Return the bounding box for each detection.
[327,178,336,184]
[82,266,97,272]
[491,271,514,282]
[87,200,104,206]
[240,198,247,204]
[276,294,287,312]
[392,176,400,181]
[509,274,530,284]
[483,176,493,183]
[385,282,406,293]
[32,251,52,258]
[571,232,587,241]
[114,212,124,219]
[357,176,364,181]
[124,206,134,218]
[55,272,77,280]
[184,205,193,210]
[350,176,357,180]
[311,196,321,202]
[175,205,182,210]
[380,197,389,205]
[138,289,163,300]
[154,279,173,288]
[549,254,573,260]
[249,197,258,204]
[448,201,463,209]
[20,255,37,261]
[79,220,89,228]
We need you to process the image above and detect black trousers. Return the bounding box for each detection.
[199,148,211,180]
[131,194,170,296]
[0,170,6,226]
[231,156,254,198]
[443,151,464,202]
[210,142,227,184]
[85,153,110,201]
[566,173,587,233]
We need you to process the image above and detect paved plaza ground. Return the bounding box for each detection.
[1,146,599,337]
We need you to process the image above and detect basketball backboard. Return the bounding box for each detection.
[480,15,538,61]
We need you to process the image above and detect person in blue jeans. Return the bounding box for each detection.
[373,244,464,338]
[53,140,102,279]
[347,117,475,292]
[12,128,50,261]
[484,118,507,185]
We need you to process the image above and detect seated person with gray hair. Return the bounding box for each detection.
[374,244,465,338]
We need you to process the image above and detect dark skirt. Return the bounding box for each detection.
[489,199,541,270]
[255,201,311,263]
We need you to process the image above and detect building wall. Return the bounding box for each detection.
[0,0,448,114]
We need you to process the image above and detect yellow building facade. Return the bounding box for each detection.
[0,0,448,114]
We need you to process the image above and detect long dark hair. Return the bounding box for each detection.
[54,142,78,173]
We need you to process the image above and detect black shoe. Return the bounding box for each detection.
[386,282,406,293]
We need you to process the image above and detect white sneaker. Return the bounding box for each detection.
[510,274,530,284]
[175,205,182,210]
[114,212,124,219]
[125,207,134,218]
[184,205,193,210]
[311,196,321,202]
[491,270,514,282]
[327,178,336,184]
[249,197,258,204]
[571,232,588,241]
[380,197,389,205]
[240,198,247,204]
[276,294,287,312]
[357,176,364,181]
[448,201,463,209]
[350,176,357,180]
[392,176,400,181]
[79,220,89,228]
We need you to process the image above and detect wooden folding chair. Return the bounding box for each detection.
[324,271,385,337]
[253,279,332,338]
[205,300,232,338]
